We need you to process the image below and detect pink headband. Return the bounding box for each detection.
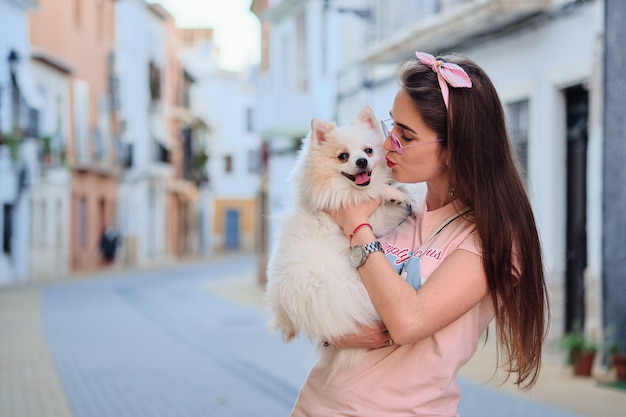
[415,51,472,109]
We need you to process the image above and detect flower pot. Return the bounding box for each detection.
[612,354,626,381]
[572,350,595,376]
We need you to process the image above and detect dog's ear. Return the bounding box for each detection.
[311,118,335,146]
[355,105,378,132]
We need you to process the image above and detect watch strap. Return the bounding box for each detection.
[352,241,383,269]
[363,241,383,256]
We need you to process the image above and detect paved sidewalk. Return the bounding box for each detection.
[0,284,73,417]
[212,271,626,417]
[0,254,624,417]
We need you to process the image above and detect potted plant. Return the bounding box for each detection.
[606,325,626,381]
[612,351,626,381]
[560,327,598,377]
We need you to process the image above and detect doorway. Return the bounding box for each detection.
[225,209,240,250]
[564,84,589,332]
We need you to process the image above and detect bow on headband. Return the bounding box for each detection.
[415,51,472,109]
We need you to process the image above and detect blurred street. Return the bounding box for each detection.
[0,252,624,417]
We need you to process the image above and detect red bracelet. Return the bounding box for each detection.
[349,223,373,245]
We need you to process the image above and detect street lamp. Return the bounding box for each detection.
[7,49,21,132]
[0,50,19,140]
[7,49,19,78]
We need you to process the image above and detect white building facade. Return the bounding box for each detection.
[0,0,44,285]
[183,34,262,252]
[115,0,173,267]
[254,0,606,342]
[28,48,73,282]
[253,0,371,254]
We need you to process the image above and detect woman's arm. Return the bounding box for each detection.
[356,245,488,345]
[330,202,490,347]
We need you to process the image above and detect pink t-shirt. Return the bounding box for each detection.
[291,202,495,417]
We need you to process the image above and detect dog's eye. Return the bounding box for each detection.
[338,153,349,161]
[364,148,373,155]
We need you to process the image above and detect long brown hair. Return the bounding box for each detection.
[399,53,549,389]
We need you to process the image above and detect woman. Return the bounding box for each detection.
[290,52,549,416]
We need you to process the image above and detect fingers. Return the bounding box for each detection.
[328,322,395,350]
[325,198,382,233]
[377,329,394,348]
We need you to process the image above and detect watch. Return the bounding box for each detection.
[350,241,384,269]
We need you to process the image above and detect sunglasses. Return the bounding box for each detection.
[380,118,444,154]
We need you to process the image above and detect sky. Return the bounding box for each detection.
[146,0,261,72]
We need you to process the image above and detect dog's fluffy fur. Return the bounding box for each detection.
[265,105,413,379]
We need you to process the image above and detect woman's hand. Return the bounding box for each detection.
[327,198,381,237]
[327,321,395,349]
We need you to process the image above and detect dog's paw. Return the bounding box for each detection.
[282,329,297,343]
[271,318,298,343]
[383,185,412,205]
[388,198,405,206]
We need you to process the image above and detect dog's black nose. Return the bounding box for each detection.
[356,158,368,169]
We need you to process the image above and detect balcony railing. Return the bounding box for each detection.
[365,0,553,64]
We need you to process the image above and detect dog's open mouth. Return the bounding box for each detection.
[342,171,372,187]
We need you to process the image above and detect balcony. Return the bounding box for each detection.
[364,0,556,65]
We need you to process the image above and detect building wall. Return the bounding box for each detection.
[115,0,175,267]
[183,39,262,252]
[70,172,117,270]
[331,0,605,342]
[457,1,604,340]
[161,8,201,260]
[603,0,626,352]
[213,198,257,251]
[0,0,41,285]
[29,171,71,281]
[30,0,116,157]
[27,22,74,282]
[256,0,611,344]
[30,0,118,273]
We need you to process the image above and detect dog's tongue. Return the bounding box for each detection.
[355,172,371,185]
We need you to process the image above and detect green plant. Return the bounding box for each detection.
[192,150,208,170]
[0,131,22,161]
[605,325,620,356]
[59,147,67,165]
[40,135,52,156]
[560,327,598,366]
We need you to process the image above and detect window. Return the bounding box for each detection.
[31,199,46,247]
[78,196,87,248]
[73,80,90,162]
[246,107,253,132]
[224,155,233,173]
[3,204,13,255]
[295,10,308,91]
[149,62,161,101]
[10,63,19,129]
[281,35,289,90]
[27,103,40,137]
[248,149,261,174]
[505,99,529,177]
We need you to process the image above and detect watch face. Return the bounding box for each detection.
[350,245,365,267]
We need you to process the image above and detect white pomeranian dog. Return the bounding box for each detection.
[265,105,414,379]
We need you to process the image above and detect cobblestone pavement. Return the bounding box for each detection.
[1,252,624,417]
